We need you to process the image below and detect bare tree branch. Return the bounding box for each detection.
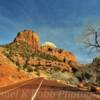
[78,25,100,52]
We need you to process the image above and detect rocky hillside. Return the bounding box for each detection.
[90,57,100,83]
[0,29,100,91]
[0,49,29,87]
[3,29,77,72]
[0,29,79,86]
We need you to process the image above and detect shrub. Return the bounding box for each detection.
[32,52,61,62]
[27,66,33,72]
[50,70,79,84]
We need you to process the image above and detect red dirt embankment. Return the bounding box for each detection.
[0,51,29,87]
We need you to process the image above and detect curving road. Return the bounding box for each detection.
[0,78,100,100]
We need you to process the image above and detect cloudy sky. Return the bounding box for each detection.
[0,0,100,63]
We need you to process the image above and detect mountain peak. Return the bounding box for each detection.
[14,29,40,49]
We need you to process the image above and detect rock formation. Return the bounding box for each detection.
[14,29,40,50]
[90,57,100,83]
[0,29,79,86]
[0,29,100,92]
[40,45,77,62]
[14,29,77,63]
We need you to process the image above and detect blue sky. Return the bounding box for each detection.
[0,0,100,63]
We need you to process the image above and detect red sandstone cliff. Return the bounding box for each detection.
[14,29,40,50]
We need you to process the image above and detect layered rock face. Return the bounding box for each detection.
[41,46,77,63]
[27,57,71,71]
[14,29,40,50]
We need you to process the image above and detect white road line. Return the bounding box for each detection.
[0,79,33,95]
[31,79,43,100]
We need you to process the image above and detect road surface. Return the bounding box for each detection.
[0,78,99,100]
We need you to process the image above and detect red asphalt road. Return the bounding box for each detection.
[0,78,100,100]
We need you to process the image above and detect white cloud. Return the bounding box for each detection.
[42,41,57,48]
